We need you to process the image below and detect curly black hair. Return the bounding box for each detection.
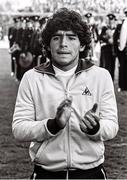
[41,8,92,59]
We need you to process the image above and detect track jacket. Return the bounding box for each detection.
[12,59,118,171]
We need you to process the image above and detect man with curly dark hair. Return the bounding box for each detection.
[12,8,118,179]
[41,8,91,60]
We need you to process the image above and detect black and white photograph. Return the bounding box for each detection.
[0,0,127,179]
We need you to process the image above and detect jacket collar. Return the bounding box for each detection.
[34,59,94,76]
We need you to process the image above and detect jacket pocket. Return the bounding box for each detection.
[34,132,67,167]
[34,139,50,163]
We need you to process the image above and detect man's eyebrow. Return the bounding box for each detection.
[52,33,77,36]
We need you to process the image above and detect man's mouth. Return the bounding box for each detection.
[57,51,70,54]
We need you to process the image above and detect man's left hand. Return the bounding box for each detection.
[80,103,100,135]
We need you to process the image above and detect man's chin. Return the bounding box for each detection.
[58,61,71,66]
[55,58,71,65]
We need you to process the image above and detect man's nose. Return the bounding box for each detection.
[60,36,68,47]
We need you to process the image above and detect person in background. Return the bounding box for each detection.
[114,8,127,92]
[15,16,34,81]
[12,8,118,179]
[8,17,20,77]
[99,13,117,81]
[30,16,47,67]
[84,12,99,61]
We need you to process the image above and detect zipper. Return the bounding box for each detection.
[55,75,72,169]
[67,118,71,169]
[63,85,71,170]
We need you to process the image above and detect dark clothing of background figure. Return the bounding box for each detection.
[114,23,127,90]
[8,26,17,48]
[100,26,116,81]
[8,26,18,73]
[14,27,34,81]
[22,27,34,53]
[30,29,46,66]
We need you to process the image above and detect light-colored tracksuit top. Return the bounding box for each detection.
[12,60,118,171]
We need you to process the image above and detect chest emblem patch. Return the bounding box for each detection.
[82,87,92,96]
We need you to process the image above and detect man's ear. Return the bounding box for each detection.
[80,45,85,52]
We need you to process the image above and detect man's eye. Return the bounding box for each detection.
[52,36,59,40]
[68,36,76,40]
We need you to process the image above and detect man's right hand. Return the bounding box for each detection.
[47,97,72,134]
[55,97,72,129]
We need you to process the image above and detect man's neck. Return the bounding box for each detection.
[51,60,79,72]
[53,64,78,74]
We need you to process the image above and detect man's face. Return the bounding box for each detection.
[108,18,115,26]
[49,30,84,71]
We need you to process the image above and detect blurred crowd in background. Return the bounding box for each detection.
[0,0,127,92]
[1,0,127,38]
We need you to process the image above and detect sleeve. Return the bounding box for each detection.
[119,18,127,51]
[87,70,119,141]
[12,71,57,142]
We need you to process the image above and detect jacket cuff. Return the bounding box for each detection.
[44,119,62,137]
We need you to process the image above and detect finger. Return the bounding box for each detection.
[68,96,73,101]
[57,99,70,111]
[91,114,100,122]
[82,117,93,129]
[63,106,72,113]
[88,111,100,122]
[80,122,88,133]
[85,114,97,126]
[56,108,64,119]
[57,103,72,118]
[91,103,98,113]
[66,96,73,107]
